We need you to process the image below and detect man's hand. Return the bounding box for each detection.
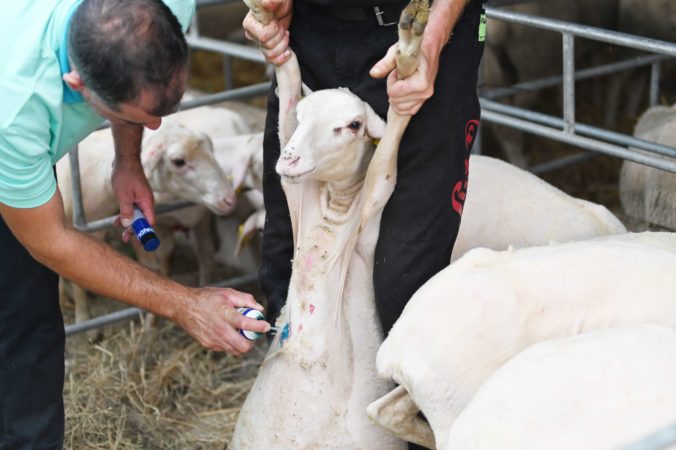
[243,0,293,66]
[369,41,439,116]
[370,0,468,116]
[176,287,272,355]
[112,156,155,228]
[110,122,156,228]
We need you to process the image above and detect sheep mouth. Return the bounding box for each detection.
[281,167,315,183]
[207,196,237,215]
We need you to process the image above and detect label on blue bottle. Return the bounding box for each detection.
[131,208,160,251]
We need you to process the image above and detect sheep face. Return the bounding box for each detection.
[143,125,237,215]
[276,89,386,184]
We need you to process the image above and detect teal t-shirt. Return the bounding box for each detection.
[0,0,195,208]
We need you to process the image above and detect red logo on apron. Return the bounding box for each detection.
[452,119,480,215]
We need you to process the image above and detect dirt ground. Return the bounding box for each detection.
[62,243,268,449]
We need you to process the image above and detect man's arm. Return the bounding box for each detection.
[0,190,270,355]
[370,0,469,115]
[110,122,156,227]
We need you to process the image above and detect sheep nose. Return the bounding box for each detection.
[224,195,237,209]
[281,153,300,166]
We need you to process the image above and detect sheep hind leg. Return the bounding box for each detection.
[367,385,436,449]
[134,225,176,330]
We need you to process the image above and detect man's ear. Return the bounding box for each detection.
[63,70,85,92]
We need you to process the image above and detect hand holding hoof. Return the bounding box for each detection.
[242,0,274,24]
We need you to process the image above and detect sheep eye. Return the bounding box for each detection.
[172,157,186,168]
[348,121,362,131]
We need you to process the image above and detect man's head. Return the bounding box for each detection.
[66,0,189,129]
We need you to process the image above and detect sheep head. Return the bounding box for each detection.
[276,88,386,185]
[142,125,237,215]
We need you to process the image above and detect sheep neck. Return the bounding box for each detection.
[319,178,364,225]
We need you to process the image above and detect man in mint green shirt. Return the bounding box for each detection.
[0,1,269,448]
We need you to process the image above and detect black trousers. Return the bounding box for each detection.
[0,216,64,449]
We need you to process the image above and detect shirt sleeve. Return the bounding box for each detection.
[0,98,57,209]
[162,0,197,32]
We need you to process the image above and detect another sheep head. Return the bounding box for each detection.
[142,125,237,215]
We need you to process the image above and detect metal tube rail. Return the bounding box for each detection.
[480,99,676,159]
[529,152,599,175]
[481,109,676,174]
[186,35,265,63]
[79,200,193,233]
[650,61,661,106]
[482,54,670,100]
[480,7,676,175]
[67,145,87,228]
[562,32,575,134]
[179,82,270,110]
[485,7,676,57]
[196,0,240,6]
[65,272,259,336]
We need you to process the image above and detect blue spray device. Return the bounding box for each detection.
[131,206,160,252]
[236,307,282,340]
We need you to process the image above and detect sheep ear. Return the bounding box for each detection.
[230,155,251,192]
[141,130,167,176]
[365,103,386,139]
[198,132,215,152]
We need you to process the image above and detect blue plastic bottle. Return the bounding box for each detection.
[131,206,160,252]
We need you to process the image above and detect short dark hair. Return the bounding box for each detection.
[68,0,189,116]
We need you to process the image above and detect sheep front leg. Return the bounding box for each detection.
[64,229,107,338]
[71,281,104,341]
[134,226,176,329]
[242,0,301,148]
[192,214,215,286]
[72,283,90,324]
[367,386,436,449]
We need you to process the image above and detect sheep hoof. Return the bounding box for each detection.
[243,0,274,25]
[396,0,429,79]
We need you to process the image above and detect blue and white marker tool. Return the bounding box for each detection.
[237,307,266,340]
[237,307,281,340]
[131,206,160,252]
